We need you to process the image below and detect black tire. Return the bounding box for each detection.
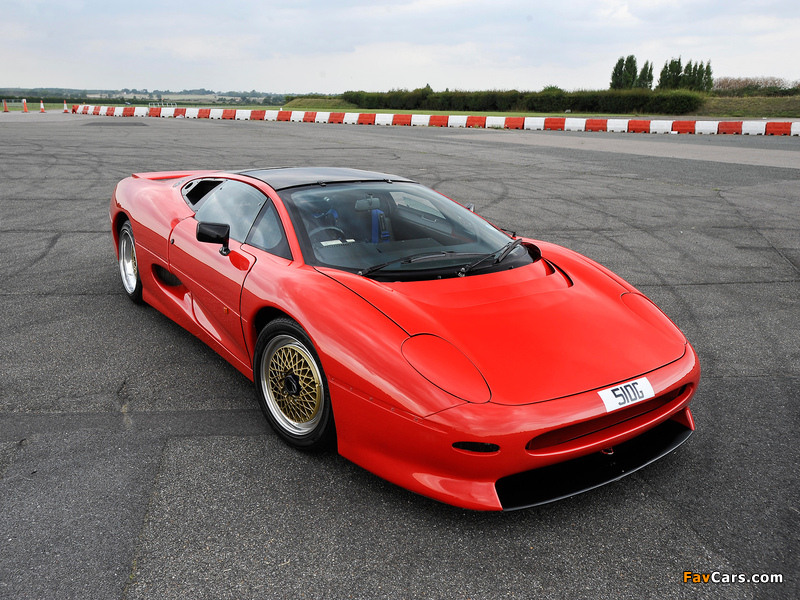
[253,318,336,451]
[118,220,144,304]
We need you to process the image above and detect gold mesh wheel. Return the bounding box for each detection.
[260,334,323,435]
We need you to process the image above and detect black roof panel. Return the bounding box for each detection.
[238,167,414,191]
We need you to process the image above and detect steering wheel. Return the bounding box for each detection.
[308,226,347,244]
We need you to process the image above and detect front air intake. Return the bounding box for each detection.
[453,441,500,453]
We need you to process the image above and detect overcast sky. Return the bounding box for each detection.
[3,0,798,93]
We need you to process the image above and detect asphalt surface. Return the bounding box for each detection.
[0,112,797,600]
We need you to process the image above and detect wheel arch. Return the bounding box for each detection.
[110,210,131,259]
[252,306,294,341]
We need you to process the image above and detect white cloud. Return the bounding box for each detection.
[1,0,798,92]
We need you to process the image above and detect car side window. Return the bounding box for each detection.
[194,180,267,242]
[247,202,292,260]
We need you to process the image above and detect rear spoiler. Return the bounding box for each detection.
[131,170,220,180]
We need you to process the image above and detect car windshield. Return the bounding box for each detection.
[278,181,534,281]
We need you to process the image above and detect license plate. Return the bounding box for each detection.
[598,377,655,412]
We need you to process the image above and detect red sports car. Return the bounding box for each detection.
[110,167,699,511]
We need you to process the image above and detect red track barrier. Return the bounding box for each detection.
[329,112,345,124]
[174,108,186,118]
[544,117,565,131]
[122,107,135,117]
[505,117,525,130]
[766,122,792,136]
[357,113,376,125]
[198,108,211,119]
[92,106,101,115]
[149,107,162,117]
[628,120,650,133]
[429,115,449,127]
[222,109,236,120]
[276,111,291,121]
[393,114,412,126]
[303,112,317,123]
[250,110,266,120]
[585,119,608,132]
[106,107,115,116]
[718,121,743,135]
[466,116,486,128]
[672,120,696,134]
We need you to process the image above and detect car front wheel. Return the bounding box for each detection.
[254,318,336,451]
[118,220,143,304]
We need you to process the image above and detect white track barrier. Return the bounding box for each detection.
[742,121,767,135]
[607,119,629,132]
[524,117,545,130]
[565,118,586,131]
[448,116,468,128]
[375,114,394,126]
[343,112,360,124]
[695,121,719,134]
[792,122,800,136]
[650,120,673,134]
[411,114,430,126]
[486,116,505,129]
[315,112,331,123]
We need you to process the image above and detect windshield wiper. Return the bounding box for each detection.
[359,251,482,277]
[458,238,523,277]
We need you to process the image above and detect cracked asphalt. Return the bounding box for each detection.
[0,112,797,600]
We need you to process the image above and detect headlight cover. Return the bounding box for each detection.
[401,334,491,403]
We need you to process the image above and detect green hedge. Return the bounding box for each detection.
[341,89,705,115]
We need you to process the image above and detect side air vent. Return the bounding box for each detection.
[153,265,182,287]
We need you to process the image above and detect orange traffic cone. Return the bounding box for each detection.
[63,100,69,113]
[39,100,46,113]
[2,99,8,112]
[22,99,29,113]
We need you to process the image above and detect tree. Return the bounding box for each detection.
[703,61,713,91]
[623,55,638,89]
[657,57,713,90]
[658,57,684,89]
[695,63,706,91]
[611,56,655,90]
[610,57,626,90]
[635,61,653,89]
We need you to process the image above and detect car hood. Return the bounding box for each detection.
[319,241,686,405]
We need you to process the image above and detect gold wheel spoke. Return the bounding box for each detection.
[266,339,322,427]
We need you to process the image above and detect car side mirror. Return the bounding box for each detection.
[465,203,475,212]
[196,222,231,256]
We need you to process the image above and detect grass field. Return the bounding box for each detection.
[688,96,800,118]
[4,97,798,118]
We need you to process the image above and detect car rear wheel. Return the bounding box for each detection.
[118,220,143,304]
[254,318,336,451]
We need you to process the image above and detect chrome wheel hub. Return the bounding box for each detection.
[119,229,138,294]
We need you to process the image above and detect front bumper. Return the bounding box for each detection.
[333,343,700,511]
[495,418,693,510]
